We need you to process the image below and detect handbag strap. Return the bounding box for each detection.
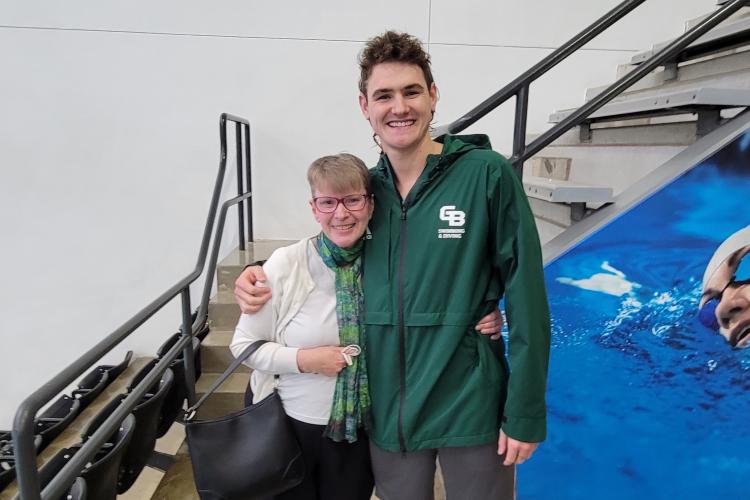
[184,340,268,420]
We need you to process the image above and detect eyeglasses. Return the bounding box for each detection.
[312,194,370,213]
[698,251,750,330]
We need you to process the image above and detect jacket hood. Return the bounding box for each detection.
[375,134,493,181]
[436,133,492,157]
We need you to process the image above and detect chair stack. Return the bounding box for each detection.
[24,359,177,500]
[0,351,133,498]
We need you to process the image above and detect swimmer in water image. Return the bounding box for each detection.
[698,225,750,348]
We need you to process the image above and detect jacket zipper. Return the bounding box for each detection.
[397,201,408,453]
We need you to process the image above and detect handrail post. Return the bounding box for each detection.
[511,85,530,179]
[236,122,246,251]
[244,124,253,243]
[181,288,197,405]
[12,402,42,500]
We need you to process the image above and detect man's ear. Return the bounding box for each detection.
[429,82,438,110]
[359,93,370,120]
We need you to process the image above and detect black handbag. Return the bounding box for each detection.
[184,340,304,500]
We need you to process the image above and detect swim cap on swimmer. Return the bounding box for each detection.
[701,225,750,292]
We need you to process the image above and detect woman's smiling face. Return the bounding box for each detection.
[310,182,373,249]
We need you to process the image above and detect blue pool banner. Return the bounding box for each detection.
[519,128,750,499]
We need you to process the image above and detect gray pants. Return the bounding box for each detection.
[370,441,516,500]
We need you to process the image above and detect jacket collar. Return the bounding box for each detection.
[374,134,492,202]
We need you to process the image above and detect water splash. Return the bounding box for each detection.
[557,261,641,297]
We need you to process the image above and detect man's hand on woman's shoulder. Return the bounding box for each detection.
[235,265,272,313]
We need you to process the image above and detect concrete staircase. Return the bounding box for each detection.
[150,240,294,499]
[526,5,750,245]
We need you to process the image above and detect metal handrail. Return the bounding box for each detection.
[11,113,254,500]
[438,0,749,176]
[436,0,646,136]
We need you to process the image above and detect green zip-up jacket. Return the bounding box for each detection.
[363,134,550,452]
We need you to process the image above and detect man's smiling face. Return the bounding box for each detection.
[359,62,437,155]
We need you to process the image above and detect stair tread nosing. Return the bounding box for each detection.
[631,15,750,64]
[201,329,234,347]
[201,331,249,374]
[549,86,750,123]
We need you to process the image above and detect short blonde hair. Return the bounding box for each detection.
[307,153,370,196]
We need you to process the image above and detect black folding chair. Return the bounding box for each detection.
[71,351,132,411]
[34,448,85,500]
[0,430,44,492]
[154,335,201,437]
[71,371,109,410]
[101,350,133,382]
[36,414,135,500]
[117,367,174,493]
[0,435,15,492]
[67,477,87,500]
[36,396,81,452]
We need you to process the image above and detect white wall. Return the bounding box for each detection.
[0,0,713,427]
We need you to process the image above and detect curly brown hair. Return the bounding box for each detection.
[358,31,434,97]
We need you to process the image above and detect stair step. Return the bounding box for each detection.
[208,299,241,330]
[527,157,571,180]
[632,14,750,64]
[194,372,249,419]
[528,120,698,147]
[529,198,582,228]
[201,330,248,373]
[534,144,685,197]
[549,86,750,124]
[524,176,613,204]
[688,4,750,29]
[587,49,750,102]
[150,451,199,500]
[118,466,165,500]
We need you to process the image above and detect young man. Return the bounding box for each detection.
[235,31,550,499]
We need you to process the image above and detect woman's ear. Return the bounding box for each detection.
[310,200,319,222]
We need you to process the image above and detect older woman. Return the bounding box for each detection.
[230,153,375,500]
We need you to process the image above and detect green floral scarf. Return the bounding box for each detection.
[314,232,372,443]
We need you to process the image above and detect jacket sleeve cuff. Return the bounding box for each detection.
[501,415,547,443]
[271,345,301,374]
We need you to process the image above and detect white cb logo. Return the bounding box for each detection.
[439,205,466,227]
